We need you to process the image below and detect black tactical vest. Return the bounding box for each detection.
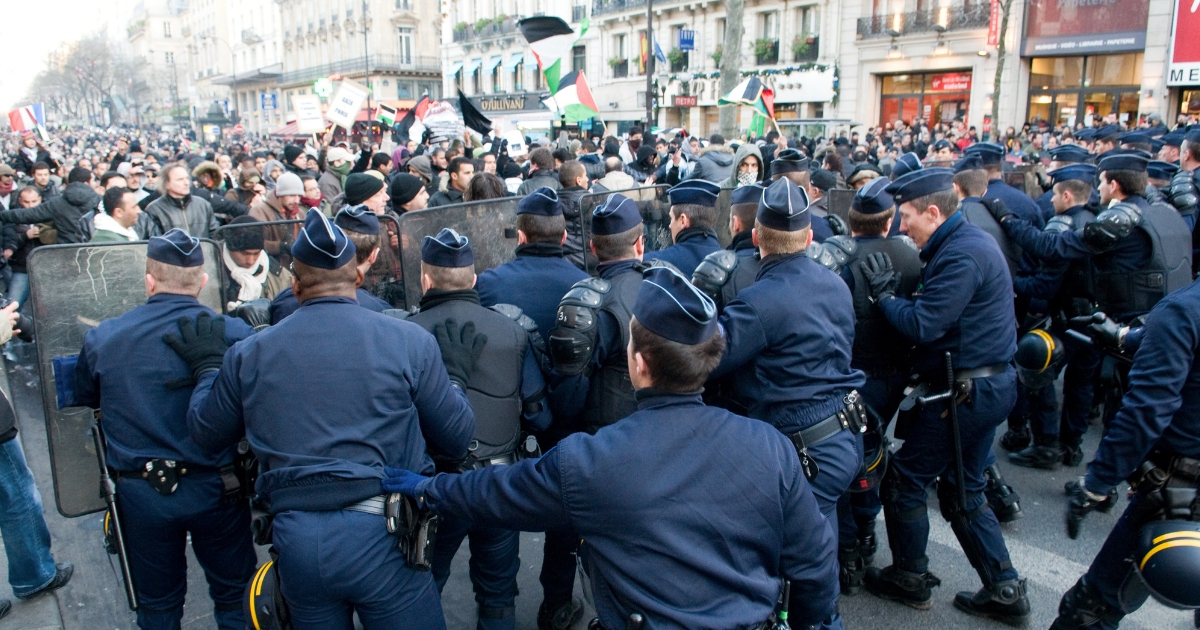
[585,268,643,434]
[1093,202,1193,318]
[410,299,528,463]
[847,237,922,374]
[960,200,1022,278]
[1045,209,1097,316]
[720,252,763,309]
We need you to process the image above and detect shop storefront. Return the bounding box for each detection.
[878,71,972,126]
[1022,0,1149,127]
[1167,0,1200,121]
[466,92,553,135]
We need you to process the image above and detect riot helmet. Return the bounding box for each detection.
[1015,329,1064,390]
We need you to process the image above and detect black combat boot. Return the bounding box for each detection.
[839,547,866,595]
[954,578,1031,626]
[537,598,583,630]
[1008,435,1063,469]
[999,425,1031,452]
[1062,443,1085,467]
[1049,576,1124,629]
[984,464,1023,522]
[1063,479,1119,512]
[864,565,941,610]
[857,519,878,566]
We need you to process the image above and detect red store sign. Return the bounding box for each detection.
[930,72,972,92]
[673,95,698,107]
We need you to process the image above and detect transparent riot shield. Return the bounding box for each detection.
[714,188,734,247]
[397,198,523,310]
[827,189,855,225]
[371,214,407,308]
[577,186,670,275]
[210,219,303,312]
[28,241,225,517]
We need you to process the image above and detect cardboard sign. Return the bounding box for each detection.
[326,79,369,130]
[293,95,327,134]
[504,131,528,157]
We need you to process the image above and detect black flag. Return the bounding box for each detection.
[458,90,493,136]
[393,94,430,143]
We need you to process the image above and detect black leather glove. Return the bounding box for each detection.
[1064,477,1117,539]
[859,252,899,303]
[163,312,229,381]
[827,214,848,236]
[981,198,1016,223]
[434,318,487,388]
[1069,312,1128,351]
[233,298,272,331]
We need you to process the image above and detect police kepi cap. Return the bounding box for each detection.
[1162,131,1185,148]
[1119,131,1151,145]
[731,183,765,207]
[147,228,204,267]
[1074,128,1096,142]
[668,180,722,207]
[890,153,923,180]
[952,153,983,173]
[885,167,955,205]
[1049,164,1098,186]
[964,142,1005,165]
[770,148,810,177]
[1097,151,1149,173]
[1148,160,1179,180]
[291,208,357,270]
[852,177,895,216]
[1094,124,1122,141]
[756,177,811,231]
[592,193,643,235]
[422,228,474,268]
[632,266,718,345]
[517,187,562,216]
[334,204,380,236]
[1048,144,1091,164]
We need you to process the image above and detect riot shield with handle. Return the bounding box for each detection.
[396,197,523,310]
[577,186,670,275]
[211,219,303,315]
[28,241,226,518]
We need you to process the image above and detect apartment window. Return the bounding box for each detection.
[398,81,413,99]
[473,59,482,94]
[395,0,411,8]
[397,27,413,64]
[572,45,585,72]
[163,22,172,37]
[761,11,779,39]
[716,18,726,45]
[165,51,175,64]
[799,5,820,37]
[616,34,626,59]
[492,64,502,93]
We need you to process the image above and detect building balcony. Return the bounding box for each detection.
[452,17,522,43]
[277,54,441,85]
[755,39,779,66]
[792,36,819,62]
[857,5,990,39]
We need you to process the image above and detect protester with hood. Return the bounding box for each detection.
[190,161,251,222]
[687,135,736,183]
[319,146,355,201]
[723,143,765,189]
[261,159,285,191]
[406,155,437,197]
[626,145,659,184]
[0,167,99,243]
[226,168,263,206]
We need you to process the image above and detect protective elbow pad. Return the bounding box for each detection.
[691,250,738,299]
[806,235,855,274]
[1082,202,1142,254]
[1168,170,1199,216]
[548,278,608,376]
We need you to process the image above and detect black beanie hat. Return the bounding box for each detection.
[225,215,265,252]
[344,172,386,205]
[283,145,304,164]
[389,173,424,207]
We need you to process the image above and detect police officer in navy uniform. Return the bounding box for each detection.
[965,142,1045,230]
[641,179,723,277]
[769,149,836,242]
[269,204,391,324]
[1036,145,1094,222]
[825,177,921,594]
[74,228,257,630]
[860,168,1031,623]
[1051,276,1200,629]
[168,209,476,628]
[408,228,551,630]
[885,153,923,237]
[473,187,590,629]
[708,176,866,534]
[381,266,841,630]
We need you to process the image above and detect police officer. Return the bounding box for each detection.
[886,153,923,237]
[965,142,1045,229]
[642,180,723,277]
[167,209,476,628]
[381,267,841,630]
[827,177,921,594]
[708,177,866,526]
[74,229,257,630]
[473,188,590,629]
[269,204,391,324]
[1051,276,1200,629]
[769,149,836,242]
[861,168,1030,622]
[408,228,551,630]
[1036,145,1094,222]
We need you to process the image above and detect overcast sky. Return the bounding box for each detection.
[0,0,112,112]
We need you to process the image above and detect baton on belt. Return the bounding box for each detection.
[92,423,138,611]
[916,352,969,515]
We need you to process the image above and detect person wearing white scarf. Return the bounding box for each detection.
[222,242,269,311]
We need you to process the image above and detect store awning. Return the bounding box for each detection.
[504,53,524,70]
[486,56,503,72]
[449,61,463,75]
[464,58,482,74]
[270,121,300,137]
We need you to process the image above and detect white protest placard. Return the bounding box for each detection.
[504,130,528,157]
[293,95,326,134]
[325,79,370,130]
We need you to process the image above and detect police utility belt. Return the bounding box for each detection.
[113,459,242,500]
[1130,449,1200,492]
[898,363,1009,413]
[788,391,867,482]
[341,492,440,572]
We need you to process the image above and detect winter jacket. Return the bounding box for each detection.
[249,193,302,259]
[558,186,590,268]
[10,148,58,177]
[318,169,344,203]
[517,169,562,197]
[687,146,736,184]
[428,186,465,208]
[592,171,656,202]
[143,193,220,238]
[578,153,606,182]
[192,186,249,222]
[0,182,99,244]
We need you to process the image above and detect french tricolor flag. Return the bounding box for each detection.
[7,104,45,133]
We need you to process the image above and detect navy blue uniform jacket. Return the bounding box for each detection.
[187,296,475,513]
[269,286,389,325]
[1086,278,1200,492]
[643,227,722,278]
[986,179,1045,229]
[418,390,839,629]
[476,243,589,341]
[76,293,254,471]
[879,212,1017,373]
[711,253,865,433]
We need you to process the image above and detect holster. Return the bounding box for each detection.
[385,493,439,571]
[1126,450,1200,522]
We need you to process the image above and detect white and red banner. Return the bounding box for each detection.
[1168,0,1200,85]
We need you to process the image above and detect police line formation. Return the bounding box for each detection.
[10,125,1200,630]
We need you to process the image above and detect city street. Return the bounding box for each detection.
[0,346,1191,630]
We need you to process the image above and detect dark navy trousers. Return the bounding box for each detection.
[838,373,907,548]
[431,515,521,630]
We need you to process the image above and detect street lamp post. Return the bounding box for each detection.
[201,34,238,120]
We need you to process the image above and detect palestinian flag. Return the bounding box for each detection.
[543,71,599,123]
[393,95,431,143]
[375,103,397,126]
[519,16,588,94]
[718,76,776,119]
